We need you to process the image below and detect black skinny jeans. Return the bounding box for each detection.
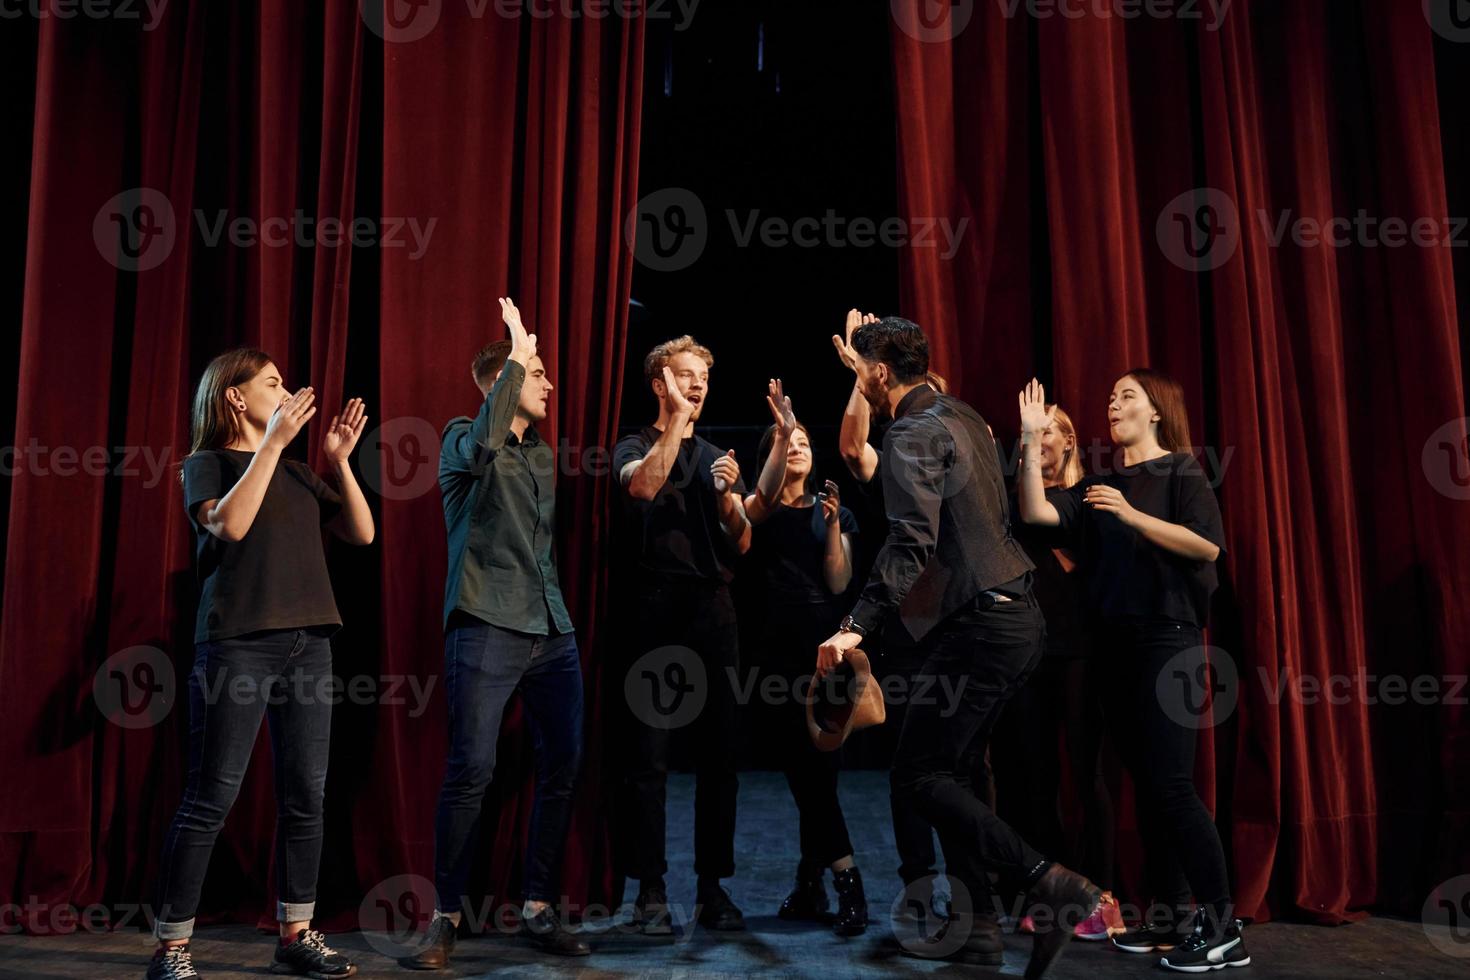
[1096,619,1231,927]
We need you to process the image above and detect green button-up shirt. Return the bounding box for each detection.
[439,359,573,635]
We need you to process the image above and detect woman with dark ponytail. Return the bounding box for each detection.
[147,350,373,980]
[1017,371,1249,974]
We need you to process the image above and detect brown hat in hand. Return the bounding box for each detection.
[806,649,886,752]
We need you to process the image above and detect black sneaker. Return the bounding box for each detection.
[633,887,674,937]
[1113,921,1185,953]
[523,905,591,956]
[270,928,357,978]
[695,882,746,931]
[146,945,200,980]
[1160,915,1250,972]
[399,913,456,970]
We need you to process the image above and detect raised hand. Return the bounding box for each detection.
[819,479,841,526]
[832,309,879,371]
[1018,377,1057,436]
[323,397,368,464]
[661,365,694,418]
[711,448,740,494]
[766,378,797,438]
[264,387,317,451]
[499,296,537,360]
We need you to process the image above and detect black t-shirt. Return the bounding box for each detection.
[613,426,748,584]
[750,499,860,606]
[1051,452,1225,628]
[1011,485,1089,657]
[182,449,343,642]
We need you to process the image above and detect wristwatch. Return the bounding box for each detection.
[838,615,867,637]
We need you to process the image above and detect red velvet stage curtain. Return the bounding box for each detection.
[0,1,641,934]
[891,0,1470,923]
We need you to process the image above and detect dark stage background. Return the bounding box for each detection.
[0,0,1466,943]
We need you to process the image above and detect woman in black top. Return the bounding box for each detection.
[995,402,1117,940]
[1017,372,1249,974]
[147,350,373,980]
[742,381,867,936]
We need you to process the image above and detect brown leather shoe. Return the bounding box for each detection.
[1023,864,1102,979]
[399,913,456,971]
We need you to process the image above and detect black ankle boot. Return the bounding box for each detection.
[778,869,829,921]
[831,867,868,937]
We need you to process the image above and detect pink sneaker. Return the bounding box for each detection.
[1019,915,1036,934]
[1074,893,1123,941]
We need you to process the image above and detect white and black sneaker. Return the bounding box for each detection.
[146,944,201,979]
[1160,914,1250,972]
[1113,921,1185,953]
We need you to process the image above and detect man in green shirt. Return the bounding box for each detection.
[404,298,588,969]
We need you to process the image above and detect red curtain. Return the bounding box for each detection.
[0,1,641,933]
[891,0,1469,922]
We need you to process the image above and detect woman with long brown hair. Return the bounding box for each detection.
[1017,371,1248,973]
[146,350,373,980]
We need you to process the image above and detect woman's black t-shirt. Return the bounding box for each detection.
[1010,485,1089,658]
[1050,452,1225,627]
[750,500,860,606]
[182,449,343,642]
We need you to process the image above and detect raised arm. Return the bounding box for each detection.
[622,366,694,501]
[1017,378,1061,526]
[834,309,880,482]
[744,378,797,525]
[196,387,316,542]
[322,397,374,545]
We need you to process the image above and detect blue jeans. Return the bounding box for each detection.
[434,614,584,912]
[153,627,335,941]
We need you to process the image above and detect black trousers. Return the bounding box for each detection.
[889,591,1050,912]
[761,601,854,872]
[1096,619,1231,925]
[624,578,740,887]
[991,655,1114,889]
